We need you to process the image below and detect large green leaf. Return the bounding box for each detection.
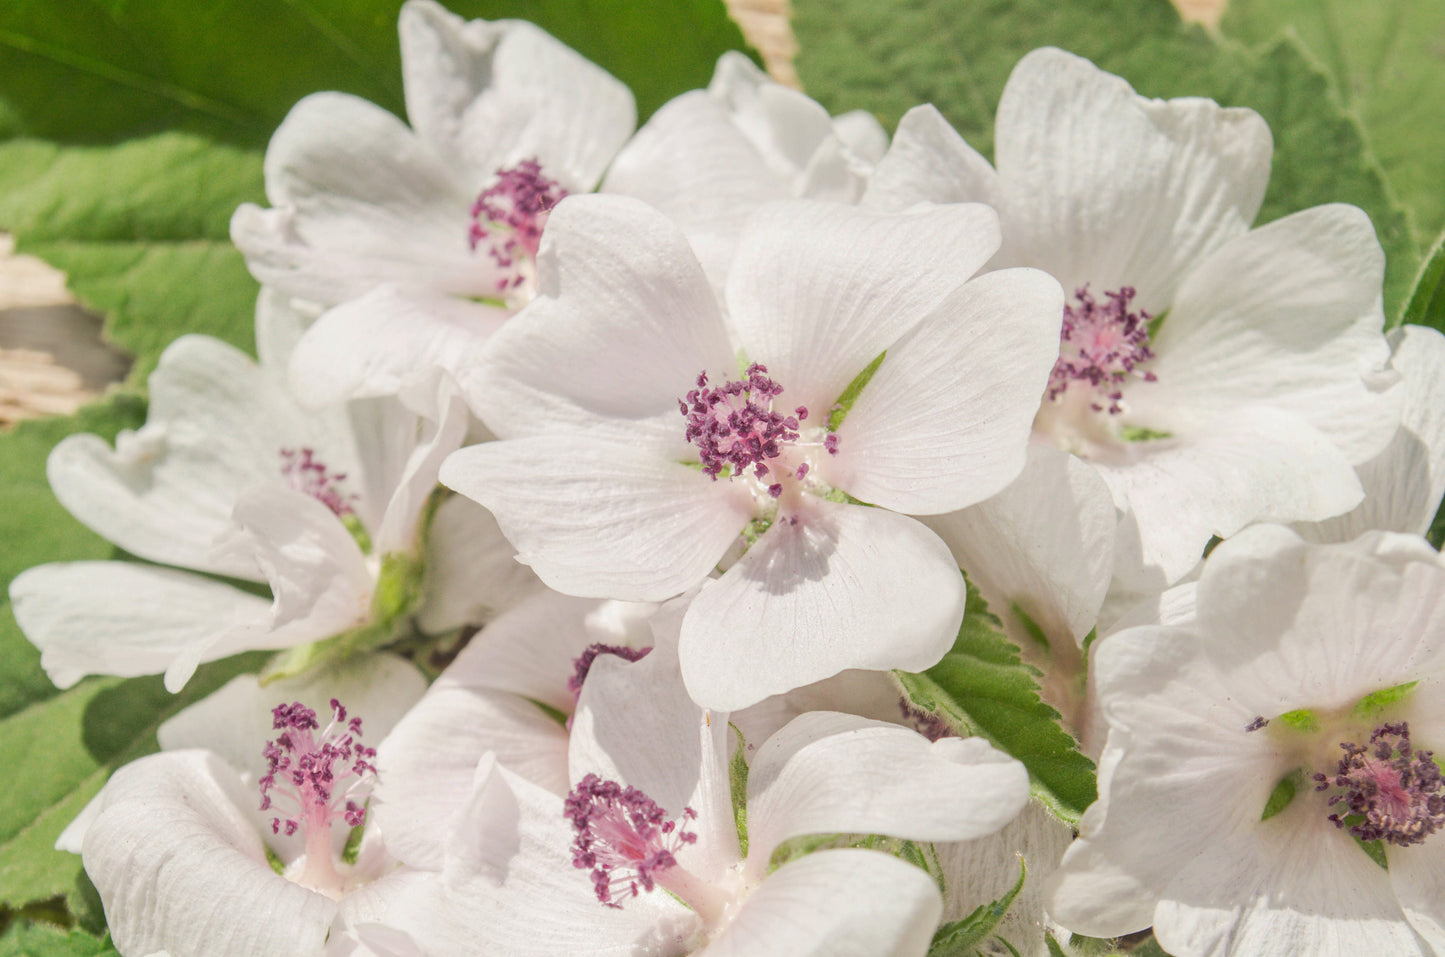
[0,0,750,146]
[0,923,117,957]
[0,134,264,382]
[0,654,266,923]
[792,0,1419,318]
[1223,0,1445,242]
[895,583,1096,825]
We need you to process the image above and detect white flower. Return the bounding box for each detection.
[8,293,510,691]
[362,636,1030,956]
[231,0,636,405]
[866,47,1402,585]
[440,192,1063,710]
[1047,525,1445,956]
[603,51,886,291]
[68,655,427,957]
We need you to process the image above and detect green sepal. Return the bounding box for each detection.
[926,856,1025,957]
[728,723,750,859]
[1260,770,1301,821]
[1353,681,1418,719]
[1355,833,1389,870]
[827,351,886,431]
[264,843,286,876]
[1118,426,1173,442]
[341,814,366,867]
[1275,708,1320,733]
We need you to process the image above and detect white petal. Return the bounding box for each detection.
[370,380,470,557]
[1391,843,1445,952]
[46,335,328,579]
[1137,204,1398,464]
[698,850,940,957]
[1299,324,1445,541]
[1093,408,1363,584]
[372,684,568,870]
[602,90,793,292]
[233,92,484,306]
[84,751,337,957]
[8,561,272,689]
[862,104,1000,214]
[443,588,643,711]
[399,2,635,191]
[925,445,1116,646]
[725,201,1001,415]
[680,499,964,711]
[289,285,507,408]
[569,641,740,879]
[831,110,889,166]
[383,759,698,955]
[468,193,735,446]
[992,47,1271,309]
[829,268,1062,513]
[744,712,1029,870]
[441,435,751,601]
[415,493,542,635]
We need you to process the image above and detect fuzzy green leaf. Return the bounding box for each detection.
[927,857,1026,957]
[0,923,118,956]
[0,0,750,146]
[792,0,1419,318]
[894,583,1096,824]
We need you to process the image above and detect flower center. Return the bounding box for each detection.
[566,773,725,919]
[1313,721,1445,847]
[280,448,354,518]
[259,699,378,896]
[469,158,568,298]
[680,363,838,500]
[1046,286,1157,415]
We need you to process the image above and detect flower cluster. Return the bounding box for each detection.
[13,4,1445,957]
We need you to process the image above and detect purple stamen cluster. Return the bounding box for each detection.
[565,773,698,908]
[280,447,355,518]
[1313,721,1445,847]
[680,364,833,498]
[568,643,653,698]
[259,698,378,839]
[469,158,568,293]
[1046,286,1157,414]
[899,698,955,742]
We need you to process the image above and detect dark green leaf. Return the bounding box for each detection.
[792,0,1419,318]
[1402,228,1445,333]
[927,856,1025,957]
[0,0,751,147]
[894,582,1096,824]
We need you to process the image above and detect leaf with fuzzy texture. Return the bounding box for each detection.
[0,923,118,956]
[895,583,1096,826]
[792,0,1419,318]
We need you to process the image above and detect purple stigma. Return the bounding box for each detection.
[565,773,699,909]
[1046,286,1157,414]
[679,363,837,494]
[469,158,568,294]
[1313,721,1445,847]
[258,699,377,848]
[280,448,355,518]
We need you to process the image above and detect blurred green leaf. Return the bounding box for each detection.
[0,134,264,382]
[1403,227,1445,333]
[1223,0,1445,242]
[0,653,265,921]
[895,582,1096,825]
[0,923,117,956]
[792,0,1419,318]
[0,0,750,147]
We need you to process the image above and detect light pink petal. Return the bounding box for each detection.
[828,267,1062,513]
[679,499,964,711]
[992,47,1271,310]
[698,850,940,957]
[469,194,735,447]
[744,712,1028,873]
[725,200,1001,415]
[441,435,751,601]
[399,2,635,191]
